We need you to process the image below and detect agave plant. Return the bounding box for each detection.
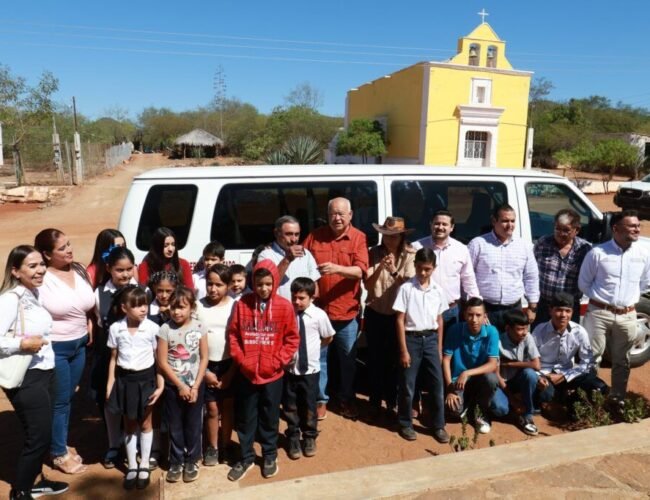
[283,135,323,164]
[266,150,287,165]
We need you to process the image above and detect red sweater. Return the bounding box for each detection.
[138,255,193,289]
[228,259,299,385]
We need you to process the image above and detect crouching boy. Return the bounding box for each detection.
[283,277,335,460]
[443,297,500,434]
[227,260,299,481]
[393,248,449,444]
[491,309,542,436]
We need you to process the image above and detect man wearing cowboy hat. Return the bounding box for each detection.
[413,210,481,329]
[303,197,369,420]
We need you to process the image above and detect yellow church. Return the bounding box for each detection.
[342,17,532,167]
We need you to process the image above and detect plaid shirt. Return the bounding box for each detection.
[533,234,591,302]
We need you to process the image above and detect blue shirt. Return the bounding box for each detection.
[443,322,499,382]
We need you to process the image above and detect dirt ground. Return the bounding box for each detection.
[0,157,648,498]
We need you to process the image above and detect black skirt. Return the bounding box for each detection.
[107,365,157,421]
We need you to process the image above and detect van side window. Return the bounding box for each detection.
[525,182,596,243]
[212,181,379,249]
[391,180,507,244]
[136,184,198,251]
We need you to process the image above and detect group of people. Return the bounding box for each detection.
[1,194,648,499]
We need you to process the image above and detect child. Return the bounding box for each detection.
[491,309,542,436]
[87,228,126,289]
[228,264,250,300]
[196,264,236,466]
[148,271,178,326]
[283,277,335,460]
[392,248,449,443]
[106,286,163,490]
[156,287,208,483]
[92,246,138,469]
[226,260,299,481]
[443,297,500,434]
[138,227,193,289]
[193,241,225,300]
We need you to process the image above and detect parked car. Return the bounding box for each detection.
[614,174,650,219]
[119,165,650,366]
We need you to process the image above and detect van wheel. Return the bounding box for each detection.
[630,297,650,368]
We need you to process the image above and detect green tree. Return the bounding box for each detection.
[284,82,323,110]
[336,118,386,163]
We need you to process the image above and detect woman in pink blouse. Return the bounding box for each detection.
[35,229,95,474]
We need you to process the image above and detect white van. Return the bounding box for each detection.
[118,165,650,365]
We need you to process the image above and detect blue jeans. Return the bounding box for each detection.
[491,368,540,418]
[318,318,358,404]
[398,332,445,430]
[51,335,88,456]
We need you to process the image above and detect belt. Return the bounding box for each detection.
[406,330,435,337]
[589,299,635,315]
[448,301,458,309]
[484,300,522,311]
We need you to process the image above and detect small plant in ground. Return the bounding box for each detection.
[448,407,490,452]
[621,396,650,423]
[573,389,612,428]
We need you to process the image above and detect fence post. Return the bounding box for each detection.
[0,122,4,166]
[73,132,83,184]
[64,141,73,185]
[52,129,64,183]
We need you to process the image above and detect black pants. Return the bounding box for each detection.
[485,300,522,333]
[235,375,283,464]
[364,308,398,410]
[537,372,609,417]
[4,369,55,492]
[164,383,205,466]
[282,372,319,440]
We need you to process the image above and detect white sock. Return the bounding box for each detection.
[139,431,153,473]
[104,408,123,449]
[125,433,138,470]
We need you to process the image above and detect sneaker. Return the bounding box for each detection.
[227,461,254,482]
[287,438,301,460]
[474,416,491,434]
[149,451,159,471]
[166,463,183,483]
[183,462,200,482]
[519,415,539,436]
[31,478,69,498]
[317,403,327,421]
[203,446,219,466]
[10,490,33,500]
[398,426,417,441]
[262,457,279,479]
[339,401,359,419]
[432,428,450,444]
[303,437,317,457]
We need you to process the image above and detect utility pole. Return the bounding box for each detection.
[72,96,83,184]
[213,66,227,140]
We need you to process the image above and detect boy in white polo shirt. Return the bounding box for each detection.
[393,248,449,443]
[283,277,335,459]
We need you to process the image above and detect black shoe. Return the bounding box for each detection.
[433,428,450,443]
[203,446,219,466]
[102,447,120,469]
[262,457,279,478]
[31,478,69,498]
[227,461,254,482]
[10,490,34,500]
[123,470,138,490]
[166,463,183,483]
[287,438,301,460]
[303,437,317,457]
[399,426,417,441]
[136,468,151,490]
[183,462,200,482]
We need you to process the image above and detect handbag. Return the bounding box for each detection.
[0,294,33,389]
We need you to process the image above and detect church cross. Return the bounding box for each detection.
[478,9,489,24]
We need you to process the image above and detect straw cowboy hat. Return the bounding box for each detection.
[372,216,415,235]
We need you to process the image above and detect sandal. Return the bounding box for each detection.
[102,447,120,469]
[67,447,83,463]
[53,453,87,474]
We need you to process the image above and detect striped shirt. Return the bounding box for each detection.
[468,231,540,306]
[534,235,591,302]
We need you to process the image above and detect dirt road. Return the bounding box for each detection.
[0,160,648,498]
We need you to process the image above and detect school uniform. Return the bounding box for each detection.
[106,318,159,421]
[282,304,335,442]
[147,299,170,326]
[193,270,207,300]
[392,277,448,431]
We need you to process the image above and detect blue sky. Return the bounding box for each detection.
[2,1,649,120]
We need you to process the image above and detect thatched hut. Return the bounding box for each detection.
[173,129,224,159]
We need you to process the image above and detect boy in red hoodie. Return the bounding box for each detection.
[227,260,299,481]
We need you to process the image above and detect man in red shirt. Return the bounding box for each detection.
[303,197,369,419]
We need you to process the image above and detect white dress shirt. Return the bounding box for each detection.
[413,236,481,303]
[392,277,448,331]
[107,318,159,371]
[258,242,321,300]
[578,239,650,308]
[532,320,594,382]
[287,303,335,376]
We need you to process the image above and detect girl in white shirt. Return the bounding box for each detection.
[196,264,236,466]
[106,286,163,491]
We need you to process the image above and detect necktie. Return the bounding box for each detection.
[298,311,308,374]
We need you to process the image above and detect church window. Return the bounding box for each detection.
[464,131,488,159]
[487,46,498,68]
[471,79,492,105]
[469,44,480,66]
